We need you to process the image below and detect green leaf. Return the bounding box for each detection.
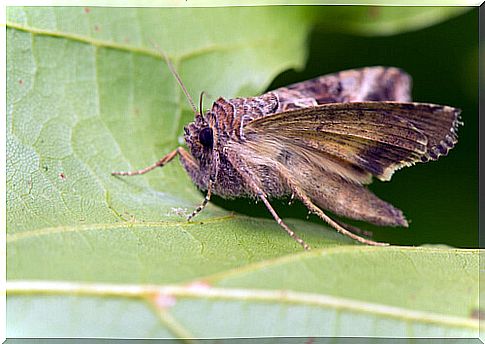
[312,6,470,36]
[7,7,479,339]
[7,248,480,338]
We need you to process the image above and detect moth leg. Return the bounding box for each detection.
[177,146,199,175]
[225,151,310,250]
[334,219,374,238]
[288,182,388,246]
[111,148,182,176]
[187,179,213,221]
[257,190,310,250]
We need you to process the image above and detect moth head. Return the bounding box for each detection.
[183,117,214,166]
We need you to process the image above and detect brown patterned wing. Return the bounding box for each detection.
[243,102,461,182]
[268,67,412,112]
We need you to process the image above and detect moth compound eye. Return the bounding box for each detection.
[199,127,213,149]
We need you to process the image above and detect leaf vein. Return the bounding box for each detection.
[7,280,479,331]
[7,214,236,243]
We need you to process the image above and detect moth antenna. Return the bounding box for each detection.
[199,91,206,116]
[149,40,200,117]
[163,51,198,115]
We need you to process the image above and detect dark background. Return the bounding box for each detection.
[212,8,478,248]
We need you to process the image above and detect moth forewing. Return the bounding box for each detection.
[244,102,461,182]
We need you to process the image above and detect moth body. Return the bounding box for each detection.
[113,66,461,249]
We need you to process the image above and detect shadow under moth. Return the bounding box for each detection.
[113,63,461,250]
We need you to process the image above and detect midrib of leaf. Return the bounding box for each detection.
[6,246,480,331]
[6,279,479,331]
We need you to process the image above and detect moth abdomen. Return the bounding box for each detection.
[305,170,408,227]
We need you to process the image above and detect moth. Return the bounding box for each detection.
[113,62,461,250]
